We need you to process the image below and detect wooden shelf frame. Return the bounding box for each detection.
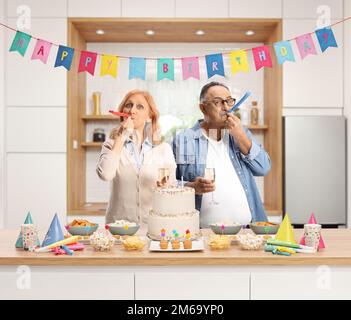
[67,18,283,217]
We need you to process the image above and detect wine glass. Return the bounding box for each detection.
[204,167,218,205]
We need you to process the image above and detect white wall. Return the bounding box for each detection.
[0,0,348,228]
[344,0,351,227]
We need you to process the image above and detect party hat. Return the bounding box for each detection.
[41,213,64,247]
[15,212,40,248]
[275,213,297,244]
[299,213,326,249]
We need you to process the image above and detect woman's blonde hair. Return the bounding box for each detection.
[113,90,161,145]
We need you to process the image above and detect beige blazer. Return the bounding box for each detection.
[96,138,176,224]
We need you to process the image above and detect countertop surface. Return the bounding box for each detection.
[1,228,351,266]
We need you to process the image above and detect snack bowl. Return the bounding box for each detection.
[107,221,140,236]
[250,222,280,235]
[66,224,98,236]
[210,223,242,235]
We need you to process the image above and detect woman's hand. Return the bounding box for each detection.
[110,117,134,141]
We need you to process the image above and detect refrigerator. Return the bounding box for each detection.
[284,116,346,226]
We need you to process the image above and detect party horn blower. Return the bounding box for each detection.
[35,236,79,253]
[108,110,130,118]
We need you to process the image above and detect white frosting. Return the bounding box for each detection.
[148,186,200,240]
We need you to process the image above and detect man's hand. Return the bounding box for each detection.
[186,177,215,195]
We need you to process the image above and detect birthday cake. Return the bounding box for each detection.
[147,186,200,240]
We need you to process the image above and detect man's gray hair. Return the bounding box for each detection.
[199,82,229,103]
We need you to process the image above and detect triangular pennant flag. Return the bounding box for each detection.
[31,39,52,64]
[181,57,200,80]
[205,53,225,78]
[9,31,31,57]
[78,50,97,76]
[229,50,249,75]
[252,45,273,71]
[275,213,296,244]
[157,58,174,81]
[100,54,118,78]
[295,33,317,59]
[54,45,74,70]
[41,213,64,247]
[15,212,40,248]
[299,213,326,249]
[315,27,338,53]
[129,57,146,80]
[274,40,295,64]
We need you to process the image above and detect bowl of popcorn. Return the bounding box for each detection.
[66,219,98,236]
[237,233,264,250]
[107,220,140,236]
[122,235,146,251]
[208,235,231,250]
[210,222,242,235]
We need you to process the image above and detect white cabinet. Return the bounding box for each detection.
[0,267,134,300]
[6,107,66,153]
[251,267,351,300]
[6,18,67,107]
[283,0,343,19]
[6,0,67,18]
[229,0,282,18]
[68,0,122,17]
[176,0,229,18]
[122,0,175,18]
[6,153,66,228]
[283,19,343,108]
[135,270,250,300]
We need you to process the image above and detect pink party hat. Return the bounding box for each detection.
[299,213,326,249]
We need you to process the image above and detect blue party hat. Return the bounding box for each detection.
[15,212,40,248]
[41,213,64,247]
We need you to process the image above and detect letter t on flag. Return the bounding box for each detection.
[252,45,272,70]
[181,57,200,80]
[229,50,249,75]
[78,50,98,75]
[9,31,31,57]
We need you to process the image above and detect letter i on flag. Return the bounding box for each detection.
[9,31,31,56]
[54,45,74,70]
[31,39,52,64]
[100,54,118,78]
[181,57,200,80]
[274,41,295,64]
[205,53,225,78]
[129,57,146,80]
[157,58,174,81]
[295,33,317,59]
[252,45,273,70]
[229,50,249,75]
[78,50,97,75]
[315,27,338,52]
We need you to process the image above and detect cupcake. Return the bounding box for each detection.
[183,239,192,249]
[160,239,169,249]
[171,239,180,250]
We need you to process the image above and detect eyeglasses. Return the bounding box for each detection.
[204,97,236,109]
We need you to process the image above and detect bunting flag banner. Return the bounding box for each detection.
[100,54,118,78]
[315,27,338,52]
[9,31,31,56]
[78,50,97,75]
[252,45,273,70]
[206,53,225,78]
[274,40,295,64]
[157,58,174,81]
[296,33,317,59]
[181,57,200,80]
[54,45,74,70]
[31,39,52,64]
[1,16,348,81]
[129,57,146,80]
[229,50,249,75]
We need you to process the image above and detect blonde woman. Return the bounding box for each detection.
[96,90,176,225]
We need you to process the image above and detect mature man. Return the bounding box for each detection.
[172,82,271,227]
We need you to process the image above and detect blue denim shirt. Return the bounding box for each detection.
[172,120,271,222]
